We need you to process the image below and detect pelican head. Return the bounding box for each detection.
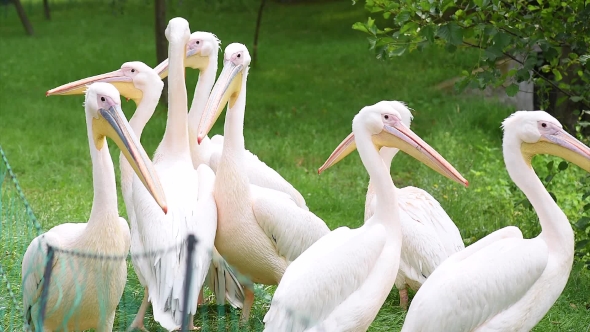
[319,101,414,173]
[319,101,469,187]
[85,82,168,213]
[197,43,251,143]
[165,17,190,44]
[154,31,221,78]
[502,110,590,172]
[46,61,162,105]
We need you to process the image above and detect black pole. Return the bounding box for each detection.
[38,245,55,326]
[180,234,197,331]
[251,0,267,68]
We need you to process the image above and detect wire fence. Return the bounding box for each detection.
[0,147,316,331]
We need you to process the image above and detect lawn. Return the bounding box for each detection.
[0,0,589,331]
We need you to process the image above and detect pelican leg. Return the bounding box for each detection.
[188,314,199,330]
[239,286,255,324]
[198,289,204,305]
[399,288,409,311]
[127,287,150,332]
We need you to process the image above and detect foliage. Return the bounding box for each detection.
[352,0,590,130]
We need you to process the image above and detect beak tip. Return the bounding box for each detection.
[197,135,204,145]
[464,180,469,188]
[317,168,323,175]
[162,205,168,214]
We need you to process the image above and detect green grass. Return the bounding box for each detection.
[1,0,589,331]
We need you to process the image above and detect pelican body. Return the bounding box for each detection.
[263,101,468,331]
[401,111,590,331]
[21,83,166,331]
[196,43,331,321]
[319,100,465,309]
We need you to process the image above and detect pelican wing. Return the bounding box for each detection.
[396,212,448,284]
[252,188,330,262]
[210,148,308,210]
[206,246,245,309]
[263,225,387,331]
[398,186,465,254]
[402,229,546,332]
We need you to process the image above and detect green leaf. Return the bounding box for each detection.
[437,22,464,46]
[446,44,457,53]
[545,174,554,183]
[558,161,568,171]
[575,239,590,250]
[420,25,436,43]
[352,22,369,33]
[570,96,584,102]
[473,0,484,7]
[575,217,590,229]
[505,83,519,97]
[400,22,419,34]
[552,69,563,81]
[484,46,503,61]
[584,203,590,211]
[547,160,554,171]
[388,45,408,57]
[493,31,511,50]
[394,11,411,25]
[556,95,568,107]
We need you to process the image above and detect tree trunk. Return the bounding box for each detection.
[13,0,34,36]
[538,46,581,135]
[43,0,50,20]
[252,0,268,68]
[155,0,168,107]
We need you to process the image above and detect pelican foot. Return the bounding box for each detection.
[174,314,201,331]
[126,326,149,332]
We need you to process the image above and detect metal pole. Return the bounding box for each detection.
[180,234,197,331]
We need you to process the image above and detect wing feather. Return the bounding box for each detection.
[398,186,464,254]
[252,190,330,263]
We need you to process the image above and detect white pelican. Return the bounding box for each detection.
[263,101,468,331]
[196,43,331,322]
[21,82,167,331]
[127,18,217,330]
[401,111,590,332]
[318,100,465,309]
